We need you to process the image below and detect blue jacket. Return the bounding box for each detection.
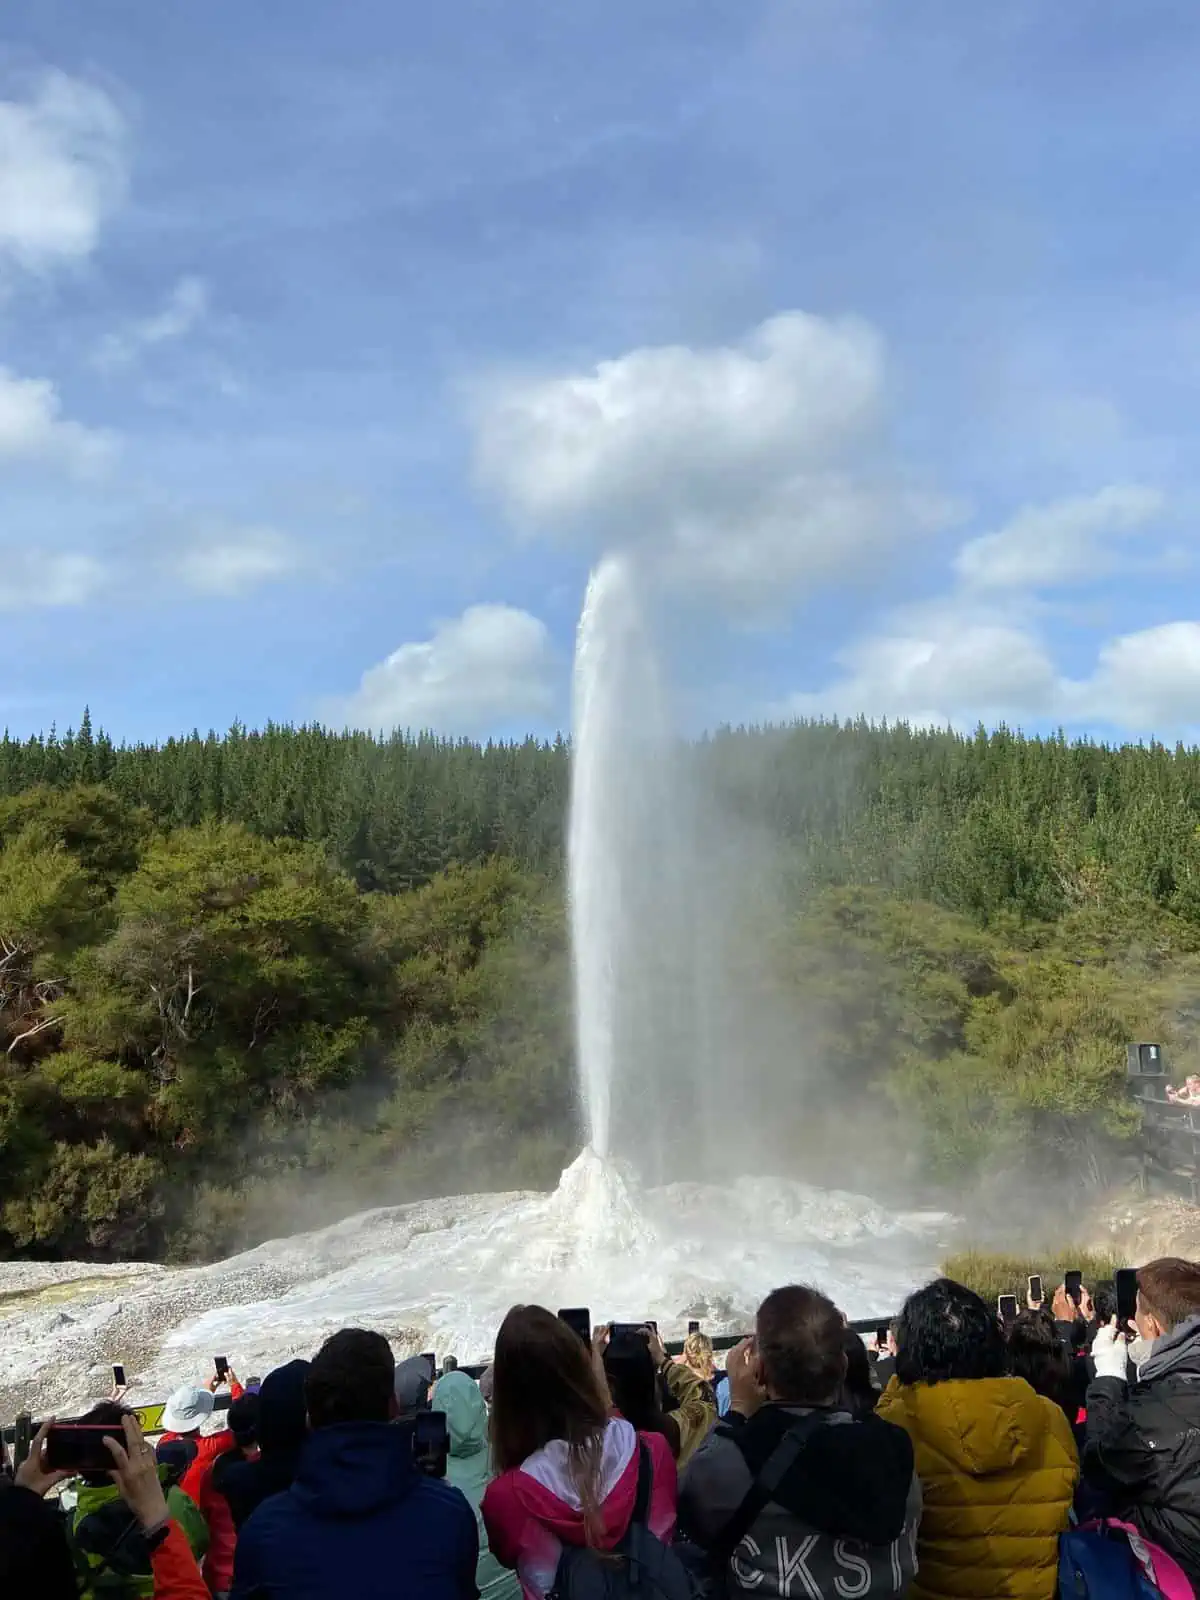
[231,1420,479,1600]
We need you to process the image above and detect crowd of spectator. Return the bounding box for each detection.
[3,1257,1200,1599]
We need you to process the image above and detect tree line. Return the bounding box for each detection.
[1,714,1199,1263]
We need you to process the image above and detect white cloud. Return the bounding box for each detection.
[779,612,1060,730]
[0,71,128,276]
[0,550,107,611]
[0,367,116,474]
[95,276,210,370]
[1068,623,1200,732]
[330,604,557,735]
[473,311,955,612]
[175,527,301,595]
[955,484,1166,590]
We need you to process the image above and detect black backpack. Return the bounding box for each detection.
[550,1442,694,1600]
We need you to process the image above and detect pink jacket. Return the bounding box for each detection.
[482,1419,677,1600]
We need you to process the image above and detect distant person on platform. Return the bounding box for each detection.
[1084,1257,1200,1591]
[231,1328,477,1600]
[1166,1075,1200,1105]
[680,1284,921,1600]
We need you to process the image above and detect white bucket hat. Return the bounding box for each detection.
[162,1384,216,1434]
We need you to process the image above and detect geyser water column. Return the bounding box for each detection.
[567,553,697,1177]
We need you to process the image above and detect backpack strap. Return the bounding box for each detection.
[712,1412,828,1568]
[631,1440,653,1528]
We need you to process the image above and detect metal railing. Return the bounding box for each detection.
[2,1316,896,1464]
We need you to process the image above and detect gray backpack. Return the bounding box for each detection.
[550,1442,694,1600]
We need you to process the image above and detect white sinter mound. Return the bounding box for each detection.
[1,1149,948,1419]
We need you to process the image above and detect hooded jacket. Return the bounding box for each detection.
[482,1417,677,1600]
[679,1403,921,1600]
[230,1419,478,1600]
[213,1360,309,1533]
[70,1475,210,1599]
[876,1374,1078,1600]
[1084,1311,1200,1590]
[434,1372,521,1600]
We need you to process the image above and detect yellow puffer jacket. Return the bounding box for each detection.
[876,1375,1078,1600]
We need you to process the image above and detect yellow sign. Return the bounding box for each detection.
[133,1404,166,1434]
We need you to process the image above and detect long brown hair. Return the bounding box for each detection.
[490,1305,611,1545]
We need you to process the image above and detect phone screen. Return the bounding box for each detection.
[611,1323,649,1342]
[998,1295,1018,1324]
[1028,1275,1043,1305]
[558,1308,591,1346]
[1116,1268,1139,1327]
[44,1424,123,1473]
[214,1355,229,1380]
[112,1364,126,1388]
[876,1324,889,1346]
[1064,1271,1083,1306]
[412,1411,449,1478]
[420,1352,437,1375]
[687,1319,701,1335]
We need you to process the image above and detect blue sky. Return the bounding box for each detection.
[2,0,1199,744]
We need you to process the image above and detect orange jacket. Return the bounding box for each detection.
[163,1382,244,1592]
[149,1519,210,1600]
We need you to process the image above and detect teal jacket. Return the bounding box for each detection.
[433,1372,520,1600]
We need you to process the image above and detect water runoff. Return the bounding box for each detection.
[1,553,948,1417]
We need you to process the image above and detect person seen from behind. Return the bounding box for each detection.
[481,1304,678,1600]
[840,1327,879,1420]
[600,1324,717,1467]
[2,1414,211,1600]
[68,1399,210,1594]
[877,1277,1077,1600]
[161,1369,245,1597]
[213,1359,309,1532]
[1084,1256,1200,1590]
[1006,1309,1078,1437]
[680,1284,920,1600]
[231,1328,477,1600]
[433,1368,520,1600]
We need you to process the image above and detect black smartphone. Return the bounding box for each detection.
[420,1351,437,1375]
[112,1363,126,1389]
[998,1295,1018,1324]
[412,1410,449,1478]
[558,1308,591,1346]
[687,1320,701,1335]
[645,1320,658,1335]
[1064,1271,1083,1307]
[611,1323,649,1341]
[1116,1268,1139,1327]
[876,1324,889,1346]
[214,1355,230,1382]
[44,1424,123,1473]
[1028,1275,1043,1305]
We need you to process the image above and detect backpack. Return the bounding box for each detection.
[550,1442,693,1600]
[676,1411,828,1600]
[1060,1518,1195,1600]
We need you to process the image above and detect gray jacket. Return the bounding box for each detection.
[679,1404,922,1600]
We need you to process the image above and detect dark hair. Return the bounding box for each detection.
[490,1306,610,1545]
[77,1400,132,1486]
[755,1285,847,1404]
[227,1393,260,1450]
[306,1329,395,1428]
[1138,1259,1200,1331]
[895,1278,1007,1386]
[840,1329,878,1420]
[1091,1284,1116,1331]
[603,1332,681,1458]
[1006,1310,1073,1418]
[442,1355,458,1372]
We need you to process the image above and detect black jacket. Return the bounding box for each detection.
[213,1358,310,1530]
[1083,1312,1200,1588]
[680,1403,921,1599]
[0,1483,79,1600]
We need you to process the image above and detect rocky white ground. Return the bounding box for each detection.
[2,1150,950,1421]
